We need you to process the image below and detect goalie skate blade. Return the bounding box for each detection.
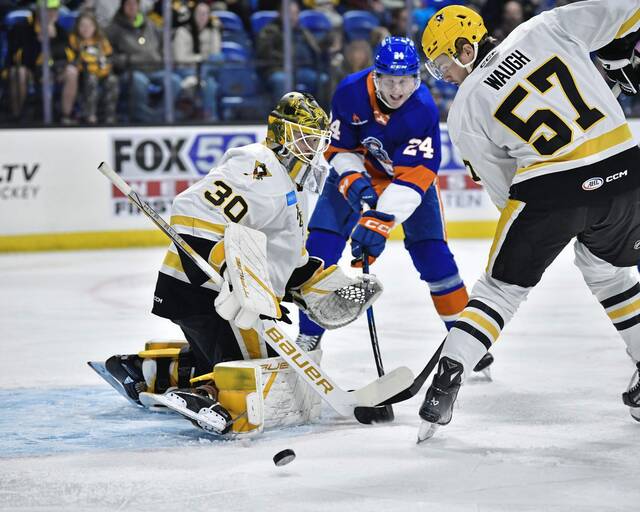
[353,405,394,424]
[88,361,143,408]
[416,421,439,444]
[139,392,230,435]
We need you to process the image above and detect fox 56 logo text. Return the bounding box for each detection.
[110,132,256,216]
[112,132,256,177]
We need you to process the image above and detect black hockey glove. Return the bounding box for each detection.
[597,33,640,96]
[599,54,640,95]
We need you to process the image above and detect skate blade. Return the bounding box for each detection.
[479,366,492,382]
[630,407,640,423]
[140,392,229,435]
[416,421,439,444]
[88,361,143,408]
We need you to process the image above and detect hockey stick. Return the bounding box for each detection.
[97,162,414,420]
[353,250,394,424]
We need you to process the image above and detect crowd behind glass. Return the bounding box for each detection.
[1,0,620,126]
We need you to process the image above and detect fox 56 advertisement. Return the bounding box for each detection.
[0,126,264,238]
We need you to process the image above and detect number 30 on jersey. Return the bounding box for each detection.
[204,180,248,222]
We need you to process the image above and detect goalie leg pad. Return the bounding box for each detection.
[214,362,265,434]
[213,351,323,433]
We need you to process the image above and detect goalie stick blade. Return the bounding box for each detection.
[349,366,415,408]
[353,404,394,424]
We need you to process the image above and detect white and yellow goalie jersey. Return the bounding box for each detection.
[448,0,640,210]
[153,142,308,320]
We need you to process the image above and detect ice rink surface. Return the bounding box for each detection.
[1,239,638,511]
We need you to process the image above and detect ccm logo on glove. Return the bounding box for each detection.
[361,217,393,237]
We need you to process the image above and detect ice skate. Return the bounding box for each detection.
[417,357,463,443]
[295,333,323,351]
[622,362,640,423]
[88,355,147,406]
[142,385,233,435]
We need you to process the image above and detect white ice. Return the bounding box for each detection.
[1,240,638,512]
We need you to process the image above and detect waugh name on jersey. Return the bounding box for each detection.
[483,50,532,91]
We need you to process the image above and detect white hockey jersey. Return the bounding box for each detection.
[160,142,308,298]
[448,0,640,210]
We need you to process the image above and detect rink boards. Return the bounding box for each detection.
[4,120,637,251]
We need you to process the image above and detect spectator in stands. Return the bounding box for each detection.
[61,11,119,124]
[7,0,69,120]
[173,1,222,121]
[369,25,390,49]
[493,0,525,42]
[330,38,371,90]
[388,7,410,37]
[82,0,155,29]
[107,0,182,122]
[256,0,329,106]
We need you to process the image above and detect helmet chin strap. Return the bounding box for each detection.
[453,42,479,75]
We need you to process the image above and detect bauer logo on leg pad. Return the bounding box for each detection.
[265,327,334,395]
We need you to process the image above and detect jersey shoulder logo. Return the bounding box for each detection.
[351,113,368,126]
[245,161,272,180]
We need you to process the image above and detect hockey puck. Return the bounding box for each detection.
[273,449,296,467]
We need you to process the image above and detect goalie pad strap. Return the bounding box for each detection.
[155,358,171,393]
[177,347,194,389]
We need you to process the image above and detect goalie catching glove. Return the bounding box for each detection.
[287,256,383,329]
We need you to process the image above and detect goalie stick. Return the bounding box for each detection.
[97,162,414,420]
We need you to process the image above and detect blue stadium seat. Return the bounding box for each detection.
[213,10,244,32]
[57,8,79,33]
[4,9,32,27]
[218,65,268,121]
[221,41,250,63]
[343,10,379,42]
[213,10,251,48]
[250,10,278,37]
[299,10,331,39]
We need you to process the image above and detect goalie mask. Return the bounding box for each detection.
[266,92,332,193]
[421,5,487,81]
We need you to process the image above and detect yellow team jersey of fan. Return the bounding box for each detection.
[448,0,640,210]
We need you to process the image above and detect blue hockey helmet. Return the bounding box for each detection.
[373,37,421,109]
[374,36,421,76]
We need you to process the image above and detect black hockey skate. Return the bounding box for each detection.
[622,362,640,423]
[88,355,147,406]
[417,357,463,443]
[144,385,233,435]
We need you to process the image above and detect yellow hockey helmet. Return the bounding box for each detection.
[266,92,332,192]
[421,5,487,80]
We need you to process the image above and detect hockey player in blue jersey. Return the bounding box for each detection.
[296,37,492,378]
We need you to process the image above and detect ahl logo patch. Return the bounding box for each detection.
[582,177,604,191]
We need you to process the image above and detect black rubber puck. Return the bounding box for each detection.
[273,448,296,466]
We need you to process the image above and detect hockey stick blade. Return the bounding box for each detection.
[376,339,444,406]
[353,404,394,424]
[97,162,414,420]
